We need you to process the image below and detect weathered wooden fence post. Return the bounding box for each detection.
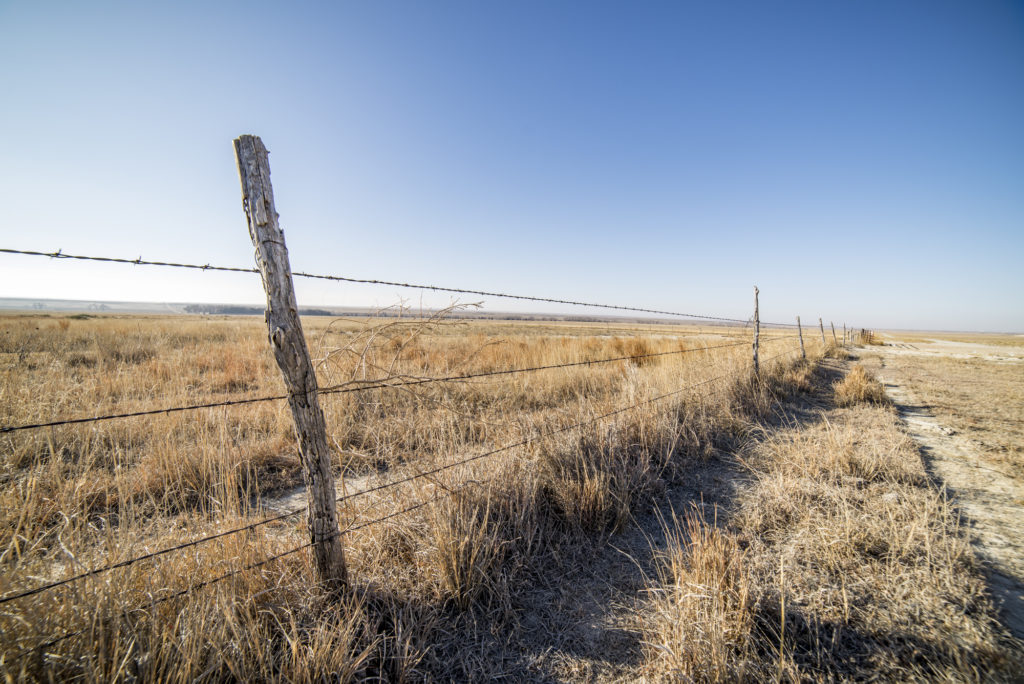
[796,316,806,360]
[819,317,826,347]
[752,286,760,376]
[234,134,348,590]
[831,321,838,345]
[843,323,847,346]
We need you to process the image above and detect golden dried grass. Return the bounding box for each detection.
[1,313,806,678]
[833,364,889,407]
[641,508,754,681]
[5,313,1015,680]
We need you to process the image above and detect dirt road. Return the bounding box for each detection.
[860,337,1024,640]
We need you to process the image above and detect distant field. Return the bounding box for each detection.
[881,330,1024,348]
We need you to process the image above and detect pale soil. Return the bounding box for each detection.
[860,336,1024,641]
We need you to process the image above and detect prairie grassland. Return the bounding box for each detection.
[0,312,800,679]
[1,314,1016,681]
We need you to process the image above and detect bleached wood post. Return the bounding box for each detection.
[796,316,806,360]
[830,321,838,345]
[843,323,847,346]
[819,318,826,347]
[234,135,348,590]
[752,286,760,376]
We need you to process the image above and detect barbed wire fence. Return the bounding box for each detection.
[0,135,860,660]
[2,347,801,658]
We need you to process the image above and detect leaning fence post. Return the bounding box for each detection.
[796,316,806,360]
[752,286,760,376]
[233,134,348,591]
[819,317,826,347]
[831,321,838,345]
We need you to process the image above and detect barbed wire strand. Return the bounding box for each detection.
[0,247,801,327]
[0,346,799,606]
[0,337,798,435]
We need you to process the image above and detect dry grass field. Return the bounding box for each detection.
[863,343,1023,478]
[882,331,1024,349]
[1,313,1020,681]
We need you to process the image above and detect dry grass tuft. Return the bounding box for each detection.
[611,336,658,366]
[538,425,661,534]
[833,364,889,407]
[774,358,815,397]
[824,342,851,359]
[641,508,754,682]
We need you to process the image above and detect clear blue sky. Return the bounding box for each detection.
[1,1,1022,331]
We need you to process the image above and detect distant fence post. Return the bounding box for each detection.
[843,323,847,346]
[819,318,826,347]
[830,321,838,345]
[752,286,760,376]
[796,316,806,360]
[234,134,348,591]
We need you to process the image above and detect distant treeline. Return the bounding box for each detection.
[178,304,723,327]
[183,304,335,316]
[182,304,665,324]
